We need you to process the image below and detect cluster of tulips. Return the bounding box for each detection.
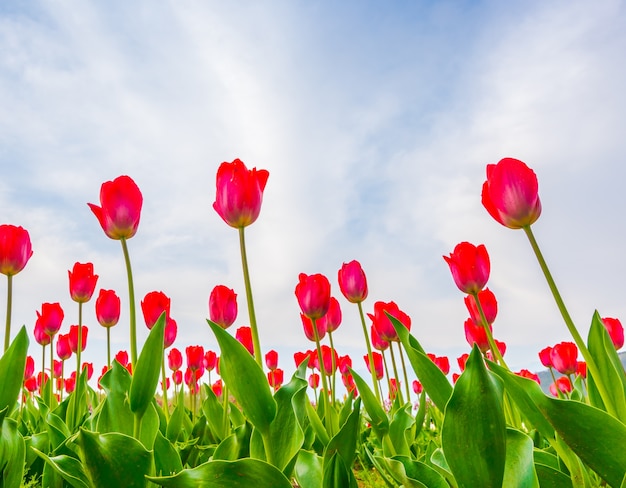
[0,156,625,487]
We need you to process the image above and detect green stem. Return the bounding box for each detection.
[50,338,54,407]
[221,383,230,439]
[133,412,143,440]
[398,344,411,404]
[120,237,138,366]
[161,350,169,421]
[312,319,332,433]
[328,331,337,408]
[523,225,618,418]
[357,301,381,402]
[470,292,508,369]
[382,349,392,400]
[389,343,404,404]
[4,274,12,353]
[41,343,46,397]
[238,227,262,368]
[77,302,83,377]
[106,327,111,369]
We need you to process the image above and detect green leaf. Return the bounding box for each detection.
[148,458,293,487]
[154,430,183,476]
[349,368,390,445]
[129,313,166,420]
[379,456,448,488]
[534,463,573,488]
[323,452,358,488]
[33,448,91,488]
[1,417,26,488]
[492,362,626,487]
[167,392,190,443]
[96,360,134,436]
[442,345,506,488]
[45,411,72,451]
[323,397,361,471]
[503,429,539,488]
[76,429,153,488]
[213,423,250,461]
[295,450,323,488]
[392,316,452,412]
[201,383,226,441]
[305,399,330,447]
[0,326,28,420]
[587,310,626,421]
[66,367,89,432]
[388,403,414,457]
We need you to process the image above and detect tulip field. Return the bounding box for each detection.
[1,157,625,487]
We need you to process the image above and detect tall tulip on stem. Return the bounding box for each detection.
[95,289,121,368]
[68,262,98,376]
[0,224,33,352]
[213,159,269,368]
[89,175,143,365]
[36,302,64,407]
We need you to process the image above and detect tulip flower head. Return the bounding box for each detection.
[295,273,331,320]
[337,260,368,303]
[301,313,326,342]
[364,351,384,380]
[186,345,205,371]
[68,262,99,303]
[267,368,284,390]
[550,376,573,397]
[96,289,121,328]
[550,342,578,375]
[164,317,177,348]
[235,326,254,355]
[168,348,183,371]
[371,325,390,351]
[464,288,498,325]
[204,350,218,372]
[481,157,542,229]
[457,353,469,372]
[35,302,64,337]
[317,297,342,333]
[601,317,624,350]
[56,334,72,360]
[141,291,171,330]
[265,349,279,371]
[516,369,541,384]
[464,318,491,352]
[0,224,33,276]
[412,380,423,395]
[444,242,490,295]
[538,346,553,368]
[308,373,320,389]
[34,322,51,346]
[88,175,143,240]
[24,355,35,379]
[367,301,411,343]
[115,350,129,367]
[68,325,88,354]
[212,159,269,228]
[209,285,238,329]
[427,353,450,375]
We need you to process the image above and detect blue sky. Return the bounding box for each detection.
[1,0,625,392]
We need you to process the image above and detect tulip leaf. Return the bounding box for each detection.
[442,345,506,488]
[349,369,389,442]
[32,448,90,488]
[154,430,183,476]
[586,310,626,421]
[378,456,448,488]
[503,428,540,488]
[129,312,165,421]
[1,417,26,488]
[213,424,250,461]
[207,320,276,436]
[45,411,72,451]
[0,326,28,420]
[66,367,89,432]
[534,463,573,488]
[294,449,323,488]
[388,403,414,458]
[323,397,361,471]
[148,458,293,487]
[392,315,452,412]
[96,360,133,436]
[322,452,358,488]
[305,399,330,447]
[491,362,626,487]
[76,429,153,488]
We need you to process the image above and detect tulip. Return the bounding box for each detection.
[464,288,497,325]
[96,289,121,328]
[35,303,64,337]
[82,362,94,380]
[0,225,33,352]
[294,350,314,369]
[141,291,171,330]
[56,334,72,360]
[319,345,338,376]
[601,317,624,350]
[209,285,238,329]
[24,376,37,393]
[68,325,88,354]
[342,373,358,397]
[24,355,35,379]
[212,159,269,229]
[235,326,254,355]
[265,350,279,371]
[337,355,352,375]
[464,318,491,352]
[65,373,76,394]
[481,157,542,229]
[186,345,205,371]
[34,322,51,346]
[457,353,469,372]
[364,352,384,380]
[516,369,541,384]
[444,242,490,295]
[538,346,553,368]
[168,348,183,371]
[172,370,183,386]
[53,359,63,378]
[295,273,331,320]
[389,378,399,401]
[88,175,143,240]
[427,353,450,375]
[337,260,368,303]
[301,313,326,342]
[115,350,129,367]
[212,379,223,397]
[317,297,342,333]
[550,376,572,397]
[550,342,578,375]
[267,368,284,390]
[576,361,587,379]
[412,380,423,395]
[204,350,218,372]
[371,325,389,351]
[164,317,177,348]
[308,373,320,389]
[68,262,99,303]
[367,301,411,343]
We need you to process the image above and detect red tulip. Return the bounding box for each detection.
[141,291,171,330]
[68,262,99,303]
[550,376,572,397]
[24,376,37,393]
[371,325,389,351]
[308,373,320,389]
[24,355,35,379]
[56,334,72,360]
[538,346,553,368]
[267,368,284,390]
[186,345,204,371]
[95,289,121,328]
[342,373,358,397]
[337,260,368,303]
[550,342,578,375]
[485,340,507,362]
[367,301,411,342]
[294,350,315,368]
[444,242,490,295]
[65,373,76,394]
[0,224,33,276]
[389,378,399,400]
[427,353,450,375]
[235,326,254,355]
[301,314,326,342]
[576,361,587,379]
[516,369,541,384]
[208,285,238,329]
[464,288,498,325]
[457,353,469,372]
[601,317,624,350]
[265,350,279,371]
[115,350,129,367]
[319,345,338,375]
[68,325,88,353]
[53,359,63,378]
[168,348,183,371]
[88,175,143,240]
[412,380,423,394]
[172,370,183,386]
[212,379,223,397]
[34,322,51,346]
[82,362,94,380]
[295,273,331,320]
[337,354,352,375]
[481,157,542,229]
[212,158,269,228]
[317,297,342,333]
[164,317,177,348]
[35,302,64,337]
[464,318,491,352]
[364,352,384,380]
[204,350,218,372]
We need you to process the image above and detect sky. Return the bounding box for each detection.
[1,0,625,394]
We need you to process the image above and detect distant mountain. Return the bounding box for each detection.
[536,351,626,394]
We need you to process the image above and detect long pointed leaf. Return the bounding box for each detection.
[0,326,28,419]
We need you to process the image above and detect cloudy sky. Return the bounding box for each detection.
[1,0,625,392]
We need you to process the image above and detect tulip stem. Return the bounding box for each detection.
[238,227,263,368]
[50,338,54,407]
[4,274,12,353]
[77,302,83,377]
[161,351,169,421]
[523,225,619,418]
[398,345,411,404]
[389,343,404,404]
[328,331,337,408]
[106,327,111,369]
[357,302,381,402]
[312,319,332,434]
[120,237,138,366]
[470,292,508,369]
